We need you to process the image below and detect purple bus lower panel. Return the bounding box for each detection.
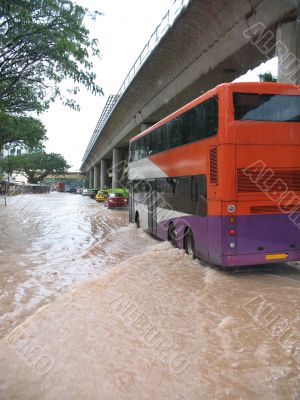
[221,213,300,267]
[157,212,300,268]
[157,215,210,262]
[234,213,300,254]
[222,250,300,267]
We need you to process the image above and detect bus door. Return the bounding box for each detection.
[147,180,157,235]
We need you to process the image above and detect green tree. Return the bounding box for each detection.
[258,71,277,82]
[0,152,70,183]
[0,0,103,114]
[0,114,47,149]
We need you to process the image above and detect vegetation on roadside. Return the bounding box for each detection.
[0,152,70,184]
[0,0,103,114]
[107,188,129,197]
[0,114,47,150]
[0,0,103,180]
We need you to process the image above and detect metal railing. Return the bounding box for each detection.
[82,94,120,162]
[82,0,191,166]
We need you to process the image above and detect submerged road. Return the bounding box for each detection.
[0,193,299,399]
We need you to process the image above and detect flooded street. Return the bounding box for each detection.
[0,193,300,399]
[0,193,156,338]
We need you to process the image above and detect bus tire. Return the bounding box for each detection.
[168,223,177,247]
[135,212,140,228]
[184,229,195,259]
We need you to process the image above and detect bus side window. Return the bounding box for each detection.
[144,134,150,157]
[206,96,218,135]
[129,142,133,162]
[149,131,155,155]
[156,178,165,193]
[194,96,218,139]
[156,127,163,153]
[181,110,194,145]
[169,117,181,148]
[161,125,170,152]
[135,139,141,161]
[131,141,138,162]
[140,136,146,159]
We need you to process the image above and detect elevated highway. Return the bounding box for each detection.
[81,0,299,189]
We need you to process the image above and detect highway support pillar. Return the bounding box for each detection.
[100,159,109,189]
[94,166,100,190]
[89,168,94,189]
[276,18,300,85]
[112,148,122,188]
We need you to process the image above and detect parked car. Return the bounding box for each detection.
[77,188,83,194]
[89,189,98,199]
[105,192,128,209]
[106,187,129,197]
[95,190,108,202]
[82,189,91,196]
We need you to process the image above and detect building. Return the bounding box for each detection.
[0,145,30,184]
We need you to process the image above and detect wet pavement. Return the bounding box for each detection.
[0,193,299,399]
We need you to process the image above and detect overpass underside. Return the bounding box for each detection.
[82,0,299,189]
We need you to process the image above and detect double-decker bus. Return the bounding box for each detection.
[128,82,300,267]
[55,181,65,192]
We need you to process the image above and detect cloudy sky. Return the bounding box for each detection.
[41,0,277,171]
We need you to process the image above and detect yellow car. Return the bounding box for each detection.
[95,190,108,202]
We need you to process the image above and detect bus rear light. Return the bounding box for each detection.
[229,217,235,223]
[228,204,236,213]
[229,242,236,248]
[229,229,235,236]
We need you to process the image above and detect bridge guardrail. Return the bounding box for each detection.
[82,0,191,165]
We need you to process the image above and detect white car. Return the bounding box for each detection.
[82,189,91,196]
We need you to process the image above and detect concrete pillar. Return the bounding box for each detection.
[89,168,94,189]
[100,159,109,189]
[112,148,122,188]
[276,18,300,85]
[94,166,100,190]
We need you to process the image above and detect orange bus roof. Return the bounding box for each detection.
[130,82,300,143]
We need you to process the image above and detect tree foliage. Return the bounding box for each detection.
[258,71,277,82]
[0,151,70,183]
[0,113,47,149]
[0,0,103,114]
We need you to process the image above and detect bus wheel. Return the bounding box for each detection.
[185,229,195,259]
[135,212,140,228]
[168,224,176,247]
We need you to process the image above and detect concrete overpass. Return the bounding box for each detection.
[81,0,300,189]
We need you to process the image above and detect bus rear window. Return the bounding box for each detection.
[233,93,300,122]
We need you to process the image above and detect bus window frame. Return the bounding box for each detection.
[129,93,219,162]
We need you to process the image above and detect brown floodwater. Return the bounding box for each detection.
[0,193,299,399]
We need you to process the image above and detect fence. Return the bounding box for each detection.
[0,183,50,196]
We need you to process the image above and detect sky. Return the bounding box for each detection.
[41,0,278,172]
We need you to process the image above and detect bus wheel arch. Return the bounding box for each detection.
[168,222,177,247]
[184,227,196,259]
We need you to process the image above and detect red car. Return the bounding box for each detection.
[105,193,128,209]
